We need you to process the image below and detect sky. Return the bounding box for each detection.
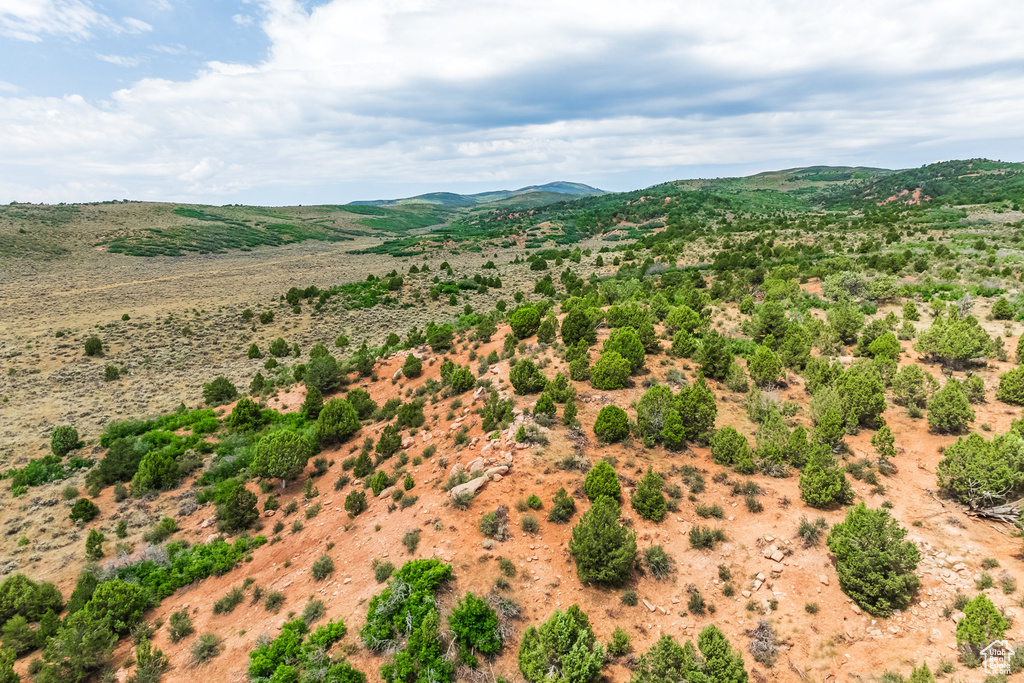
[2,1,1024,205]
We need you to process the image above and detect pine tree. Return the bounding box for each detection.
[660,410,687,451]
[302,385,324,420]
[871,424,896,460]
[631,469,667,522]
[698,625,748,683]
[85,529,104,561]
[956,594,1009,646]
[799,447,854,508]
[562,399,578,426]
[568,496,637,586]
[352,450,374,478]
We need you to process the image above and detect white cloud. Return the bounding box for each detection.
[96,53,139,67]
[121,17,152,34]
[0,0,110,41]
[0,0,155,41]
[2,0,1024,202]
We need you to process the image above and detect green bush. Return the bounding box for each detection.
[402,354,423,378]
[168,609,194,643]
[936,431,1024,508]
[510,306,541,339]
[397,401,425,428]
[50,426,81,458]
[449,592,501,663]
[748,345,783,387]
[360,559,452,651]
[533,393,556,417]
[835,362,886,429]
[915,314,993,366]
[688,526,726,549]
[269,338,289,357]
[346,388,378,420]
[37,609,117,682]
[993,297,1015,320]
[216,483,258,532]
[561,308,597,347]
[568,496,636,586]
[927,378,975,433]
[0,574,64,626]
[305,354,341,393]
[956,593,1009,646]
[963,374,985,404]
[631,469,666,522]
[593,406,629,443]
[827,502,921,616]
[202,377,239,406]
[447,366,476,394]
[84,579,150,634]
[537,315,557,344]
[225,397,265,431]
[698,331,733,380]
[311,555,335,581]
[799,447,854,508]
[84,336,103,357]
[827,304,865,344]
[315,399,362,446]
[644,545,673,579]
[345,490,367,516]
[710,427,752,470]
[635,386,675,446]
[584,462,620,501]
[509,359,548,395]
[892,364,935,408]
[998,366,1024,405]
[517,606,604,683]
[68,498,99,523]
[607,627,631,657]
[590,351,631,390]
[212,587,244,615]
[548,488,576,524]
[603,327,645,373]
[301,386,323,420]
[376,425,402,458]
[252,431,315,487]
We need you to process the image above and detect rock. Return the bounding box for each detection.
[485,465,509,477]
[642,599,655,612]
[378,486,396,499]
[819,574,829,586]
[951,611,966,624]
[449,476,489,499]
[402,436,415,449]
[852,605,862,615]
[468,458,486,473]
[264,510,276,517]
[770,550,785,563]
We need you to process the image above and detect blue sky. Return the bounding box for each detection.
[2,0,1024,205]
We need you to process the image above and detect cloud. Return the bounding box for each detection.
[2,0,1024,203]
[96,53,139,67]
[0,0,153,41]
[121,17,152,34]
[0,0,109,41]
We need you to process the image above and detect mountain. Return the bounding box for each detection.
[348,181,606,208]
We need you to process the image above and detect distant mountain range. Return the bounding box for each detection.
[348,181,606,208]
